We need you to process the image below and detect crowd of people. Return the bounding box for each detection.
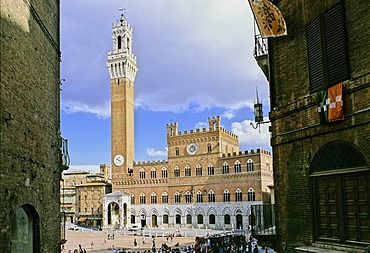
[109,233,274,253]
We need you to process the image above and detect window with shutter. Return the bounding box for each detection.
[306,3,349,93]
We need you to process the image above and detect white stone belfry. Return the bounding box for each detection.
[107,13,138,82]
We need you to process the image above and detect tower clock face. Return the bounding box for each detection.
[113,154,124,166]
[186,143,198,155]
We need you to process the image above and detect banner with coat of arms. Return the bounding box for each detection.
[248,0,287,38]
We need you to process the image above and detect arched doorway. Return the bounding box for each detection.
[140,214,146,227]
[152,214,157,227]
[236,210,243,229]
[311,141,369,245]
[11,205,40,253]
[175,214,181,224]
[107,202,120,229]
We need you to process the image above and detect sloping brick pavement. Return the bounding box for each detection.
[63,230,196,253]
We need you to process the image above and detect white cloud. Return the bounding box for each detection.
[61,0,269,118]
[145,147,168,157]
[194,121,208,130]
[231,117,271,150]
[66,164,102,173]
[61,101,111,119]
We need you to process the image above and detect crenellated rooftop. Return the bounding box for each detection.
[222,149,271,158]
[134,160,168,166]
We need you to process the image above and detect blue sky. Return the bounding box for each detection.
[60,0,271,171]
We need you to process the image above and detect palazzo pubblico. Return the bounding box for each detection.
[90,13,273,231]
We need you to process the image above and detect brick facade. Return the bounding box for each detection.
[266,0,370,251]
[0,0,62,252]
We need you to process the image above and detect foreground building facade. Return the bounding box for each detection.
[0,0,67,252]
[255,0,370,252]
[104,14,273,231]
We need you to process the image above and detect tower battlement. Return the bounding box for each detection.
[166,116,237,140]
[134,160,168,166]
[221,149,272,158]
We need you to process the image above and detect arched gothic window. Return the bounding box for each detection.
[161,167,168,178]
[161,192,168,204]
[130,193,135,204]
[247,159,254,172]
[196,164,202,176]
[223,189,230,202]
[235,188,243,202]
[208,163,214,175]
[208,190,215,202]
[234,160,241,173]
[223,162,229,174]
[185,165,191,177]
[140,193,146,204]
[196,191,203,203]
[175,191,181,203]
[150,192,157,204]
[150,168,157,179]
[139,168,145,179]
[248,188,255,201]
[174,166,180,177]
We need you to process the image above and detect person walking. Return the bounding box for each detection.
[152,236,156,252]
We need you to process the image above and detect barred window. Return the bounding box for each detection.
[248,188,255,201]
[208,164,215,175]
[235,188,243,202]
[150,168,157,179]
[208,190,215,202]
[139,168,146,179]
[185,191,192,203]
[223,189,230,202]
[150,192,157,204]
[247,159,254,172]
[161,167,168,178]
[196,191,203,203]
[185,165,191,177]
[175,192,181,203]
[140,193,146,204]
[174,166,180,177]
[162,192,168,204]
[222,162,229,174]
[196,164,202,176]
[234,160,241,173]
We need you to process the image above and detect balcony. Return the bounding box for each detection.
[253,23,269,81]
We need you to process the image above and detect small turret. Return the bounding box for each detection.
[208,116,220,131]
[166,122,178,137]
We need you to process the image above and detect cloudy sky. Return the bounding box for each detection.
[60,0,271,171]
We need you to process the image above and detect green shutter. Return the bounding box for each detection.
[307,18,325,93]
[323,3,350,87]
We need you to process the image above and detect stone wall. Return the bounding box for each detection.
[0,0,61,251]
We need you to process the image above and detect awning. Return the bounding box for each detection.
[78,217,87,222]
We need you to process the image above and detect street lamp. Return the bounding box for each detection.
[250,88,270,131]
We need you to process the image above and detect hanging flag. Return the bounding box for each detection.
[328,82,344,122]
[317,89,329,124]
[248,0,287,38]
[317,83,344,124]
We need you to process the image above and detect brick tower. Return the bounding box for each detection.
[107,12,137,182]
